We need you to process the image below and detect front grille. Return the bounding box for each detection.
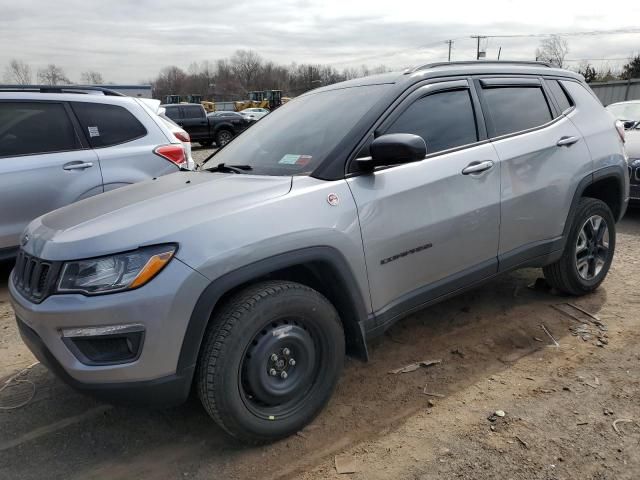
[13,250,60,302]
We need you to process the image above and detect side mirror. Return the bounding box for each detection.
[356,133,426,171]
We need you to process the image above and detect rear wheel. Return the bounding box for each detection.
[215,129,233,147]
[197,281,344,443]
[543,198,616,295]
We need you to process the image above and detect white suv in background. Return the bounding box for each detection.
[0,85,190,259]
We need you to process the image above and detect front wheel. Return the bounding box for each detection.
[197,281,345,443]
[543,197,616,295]
[215,130,233,147]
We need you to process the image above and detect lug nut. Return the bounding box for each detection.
[270,354,278,362]
[289,358,296,366]
[282,348,290,356]
[280,371,288,379]
[269,368,277,376]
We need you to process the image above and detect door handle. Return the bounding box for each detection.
[462,160,494,175]
[556,136,579,147]
[63,161,94,171]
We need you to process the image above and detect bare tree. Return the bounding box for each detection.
[230,50,263,92]
[3,59,33,84]
[535,35,569,68]
[80,70,104,84]
[37,64,71,85]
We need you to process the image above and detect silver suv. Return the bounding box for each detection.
[9,62,629,443]
[0,86,189,259]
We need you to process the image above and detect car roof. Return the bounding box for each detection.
[0,90,142,105]
[160,103,202,107]
[307,61,583,96]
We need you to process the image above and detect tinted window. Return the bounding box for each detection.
[0,102,80,157]
[386,89,478,154]
[164,107,180,121]
[72,102,147,148]
[547,80,573,113]
[482,87,552,137]
[182,105,205,119]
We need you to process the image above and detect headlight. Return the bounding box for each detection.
[57,244,176,295]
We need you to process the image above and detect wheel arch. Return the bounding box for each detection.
[567,166,627,234]
[176,247,370,377]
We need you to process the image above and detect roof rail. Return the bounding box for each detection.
[406,60,553,74]
[0,85,125,96]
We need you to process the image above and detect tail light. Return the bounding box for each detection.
[615,120,626,143]
[154,144,186,167]
[174,131,190,143]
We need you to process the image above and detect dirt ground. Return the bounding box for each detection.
[1,210,639,480]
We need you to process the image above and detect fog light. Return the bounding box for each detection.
[61,324,145,366]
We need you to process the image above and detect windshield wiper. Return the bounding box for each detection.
[204,163,253,174]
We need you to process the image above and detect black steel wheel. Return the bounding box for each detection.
[197,281,344,443]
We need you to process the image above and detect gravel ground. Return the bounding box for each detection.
[191,145,217,166]
[1,210,639,480]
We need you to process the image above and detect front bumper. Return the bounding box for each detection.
[9,257,210,404]
[16,317,194,406]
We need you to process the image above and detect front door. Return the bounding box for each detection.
[347,81,501,323]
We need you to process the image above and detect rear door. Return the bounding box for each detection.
[179,105,209,140]
[348,80,501,319]
[0,101,102,252]
[475,77,592,267]
[70,101,177,192]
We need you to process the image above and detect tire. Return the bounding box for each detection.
[215,129,233,147]
[197,281,345,443]
[199,140,213,147]
[543,197,616,295]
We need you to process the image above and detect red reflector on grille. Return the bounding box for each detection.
[154,144,186,166]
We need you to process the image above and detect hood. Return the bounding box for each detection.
[24,172,292,260]
[625,129,640,159]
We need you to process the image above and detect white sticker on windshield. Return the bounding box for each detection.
[88,126,100,137]
[279,154,312,166]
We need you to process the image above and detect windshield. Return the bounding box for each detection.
[607,102,640,121]
[203,84,389,175]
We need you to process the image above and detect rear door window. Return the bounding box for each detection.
[164,106,181,121]
[182,106,205,119]
[385,89,478,154]
[71,102,147,148]
[0,102,80,157]
[481,86,553,137]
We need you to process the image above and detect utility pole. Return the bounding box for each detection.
[497,46,502,60]
[445,40,454,62]
[470,35,487,60]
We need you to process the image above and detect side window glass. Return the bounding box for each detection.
[482,86,552,137]
[0,102,80,157]
[183,106,205,119]
[547,80,573,114]
[71,102,147,148]
[385,89,478,154]
[164,107,180,121]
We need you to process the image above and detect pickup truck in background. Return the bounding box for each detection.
[161,103,251,147]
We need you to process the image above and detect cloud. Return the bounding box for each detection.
[1,0,639,82]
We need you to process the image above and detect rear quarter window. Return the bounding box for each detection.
[71,102,147,148]
[546,80,573,113]
[0,102,80,157]
[182,106,205,119]
[481,86,553,137]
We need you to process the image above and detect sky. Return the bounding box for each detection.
[1,0,640,83]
